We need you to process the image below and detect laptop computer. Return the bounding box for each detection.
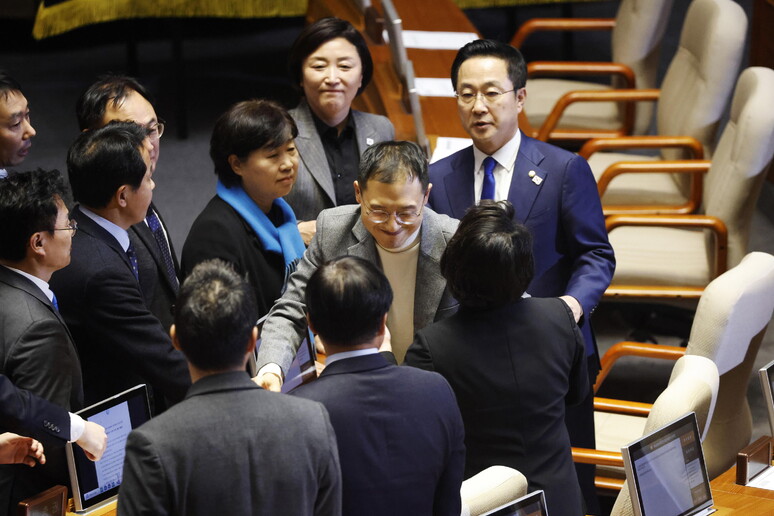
[622,412,716,516]
[479,490,549,516]
[758,358,774,436]
[66,384,152,513]
[247,314,318,393]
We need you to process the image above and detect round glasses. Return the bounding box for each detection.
[455,89,516,105]
[146,120,165,141]
[362,199,423,226]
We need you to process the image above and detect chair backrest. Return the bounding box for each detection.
[657,0,747,162]
[684,252,774,477]
[460,466,528,516]
[611,0,675,133]
[610,355,720,516]
[703,68,774,268]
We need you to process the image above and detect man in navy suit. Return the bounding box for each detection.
[291,256,465,516]
[427,39,615,513]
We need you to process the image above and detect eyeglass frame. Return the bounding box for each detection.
[146,119,165,141]
[52,219,78,236]
[360,197,425,226]
[454,88,517,105]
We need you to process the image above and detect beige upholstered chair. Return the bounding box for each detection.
[512,0,674,142]
[595,252,774,484]
[460,466,528,516]
[573,355,718,493]
[603,67,774,298]
[575,0,748,214]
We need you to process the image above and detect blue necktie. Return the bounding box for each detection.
[126,242,139,280]
[146,210,179,294]
[481,156,496,200]
[51,293,59,312]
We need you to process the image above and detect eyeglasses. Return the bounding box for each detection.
[361,199,424,226]
[146,120,165,141]
[455,89,516,105]
[53,219,77,236]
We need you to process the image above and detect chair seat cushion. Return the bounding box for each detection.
[525,78,619,131]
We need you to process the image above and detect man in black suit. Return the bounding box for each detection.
[49,122,190,409]
[406,201,588,516]
[119,260,341,516]
[0,169,106,509]
[292,256,465,516]
[76,75,179,331]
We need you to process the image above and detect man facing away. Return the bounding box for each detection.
[292,256,465,516]
[427,39,615,512]
[0,71,36,177]
[118,259,341,516]
[49,122,190,409]
[255,141,459,391]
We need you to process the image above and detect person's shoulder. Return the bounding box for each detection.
[424,207,459,237]
[429,145,473,176]
[521,135,586,169]
[317,204,360,226]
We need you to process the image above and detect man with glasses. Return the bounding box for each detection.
[76,75,179,332]
[427,39,614,513]
[255,141,459,391]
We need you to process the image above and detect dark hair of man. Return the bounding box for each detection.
[75,74,155,131]
[441,200,534,310]
[174,259,258,371]
[210,99,298,188]
[0,169,67,262]
[288,17,373,96]
[306,256,393,348]
[67,121,148,209]
[358,140,429,192]
[0,70,22,101]
[450,39,527,93]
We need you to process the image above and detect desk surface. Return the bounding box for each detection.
[710,465,774,514]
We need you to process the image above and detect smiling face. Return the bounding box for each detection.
[355,176,429,250]
[301,37,363,129]
[0,90,36,168]
[455,56,525,155]
[230,140,299,213]
[102,89,161,170]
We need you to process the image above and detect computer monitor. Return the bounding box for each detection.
[759,358,774,436]
[479,490,549,516]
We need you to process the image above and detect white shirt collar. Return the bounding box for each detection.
[1,265,55,303]
[472,129,521,176]
[79,206,131,252]
[324,347,379,366]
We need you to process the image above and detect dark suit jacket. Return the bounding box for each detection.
[285,100,395,221]
[428,134,615,363]
[181,196,285,318]
[0,266,83,511]
[292,353,465,516]
[406,298,588,516]
[118,371,341,516]
[49,207,190,407]
[0,375,70,446]
[130,203,179,331]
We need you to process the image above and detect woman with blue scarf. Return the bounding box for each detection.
[181,100,307,318]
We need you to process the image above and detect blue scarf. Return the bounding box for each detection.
[216,181,306,279]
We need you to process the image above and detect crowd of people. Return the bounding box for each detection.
[0,16,614,516]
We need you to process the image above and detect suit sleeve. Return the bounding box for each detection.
[565,308,590,407]
[118,429,170,516]
[560,154,615,317]
[404,332,437,372]
[433,381,465,516]
[256,211,329,375]
[6,318,79,410]
[0,375,70,445]
[314,404,342,516]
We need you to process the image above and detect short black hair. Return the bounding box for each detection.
[358,140,429,192]
[0,70,22,101]
[76,74,155,131]
[450,39,527,92]
[441,200,534,309]
[0,169,67,262]
[67,121,149,209]
[175,259,258,371]
[288,17,373,96]
[306,256,393,348]
[210,99,298,188]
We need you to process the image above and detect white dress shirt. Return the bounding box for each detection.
[472,130,522,202]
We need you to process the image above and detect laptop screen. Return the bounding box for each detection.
[66,384,152,512]
[622,412,714,516]
[480,490,548,516]
[758,359,774,437]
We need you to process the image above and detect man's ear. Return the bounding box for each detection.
[28,232,46,258]
[377,313,388,336]
[116,185,129,208]
[170,324,181,351]
[245,326,258,355]
[353,180,362,204]
[424,183,433,204]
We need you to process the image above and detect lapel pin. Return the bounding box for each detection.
[528,170,543,185]
[366,138,374,146]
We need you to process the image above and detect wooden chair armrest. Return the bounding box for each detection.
[536,89,660,142]
[579,135,705,160]
[511,18,615,47]
[572,447,624,467]
[527,61,635,88]
[595,341,685,392]
[598,160,711,215]
[594,397,653,416]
